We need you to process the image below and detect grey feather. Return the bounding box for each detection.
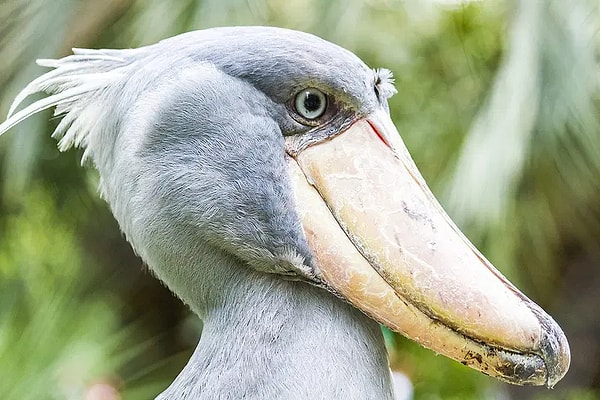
[0,27,399,399]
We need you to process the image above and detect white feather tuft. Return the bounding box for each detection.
[0,49,130,154]
[373,67,397,99]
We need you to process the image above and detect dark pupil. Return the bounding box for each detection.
[304,92,322,112]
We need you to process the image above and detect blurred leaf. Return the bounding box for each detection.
[0,188,118,399]
[1,1,599,399]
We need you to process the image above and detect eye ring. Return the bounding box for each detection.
[294,88,327,120]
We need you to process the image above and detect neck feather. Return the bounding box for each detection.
[155,253,395,400]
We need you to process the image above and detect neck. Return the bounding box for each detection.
[155,252,395,400]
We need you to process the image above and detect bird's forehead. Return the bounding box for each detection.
[160,27,377,106]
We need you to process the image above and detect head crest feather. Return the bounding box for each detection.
[0,48,133,159]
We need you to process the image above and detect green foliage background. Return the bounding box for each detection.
[0,1,599,399]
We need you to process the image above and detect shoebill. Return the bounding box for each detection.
[0,27,570,399]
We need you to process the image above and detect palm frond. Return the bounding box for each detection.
[445,0,600,244]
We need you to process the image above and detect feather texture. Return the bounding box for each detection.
[0,27,403,399]
[0,49,133,158]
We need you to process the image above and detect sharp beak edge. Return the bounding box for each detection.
[285,110,570,387]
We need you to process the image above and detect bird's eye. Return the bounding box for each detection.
[294,88,327,120]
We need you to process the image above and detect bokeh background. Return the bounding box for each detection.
[1,0,599,399]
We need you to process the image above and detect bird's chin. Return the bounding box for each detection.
[285,110,570,387]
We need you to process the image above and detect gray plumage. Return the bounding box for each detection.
[0,27,399,399]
